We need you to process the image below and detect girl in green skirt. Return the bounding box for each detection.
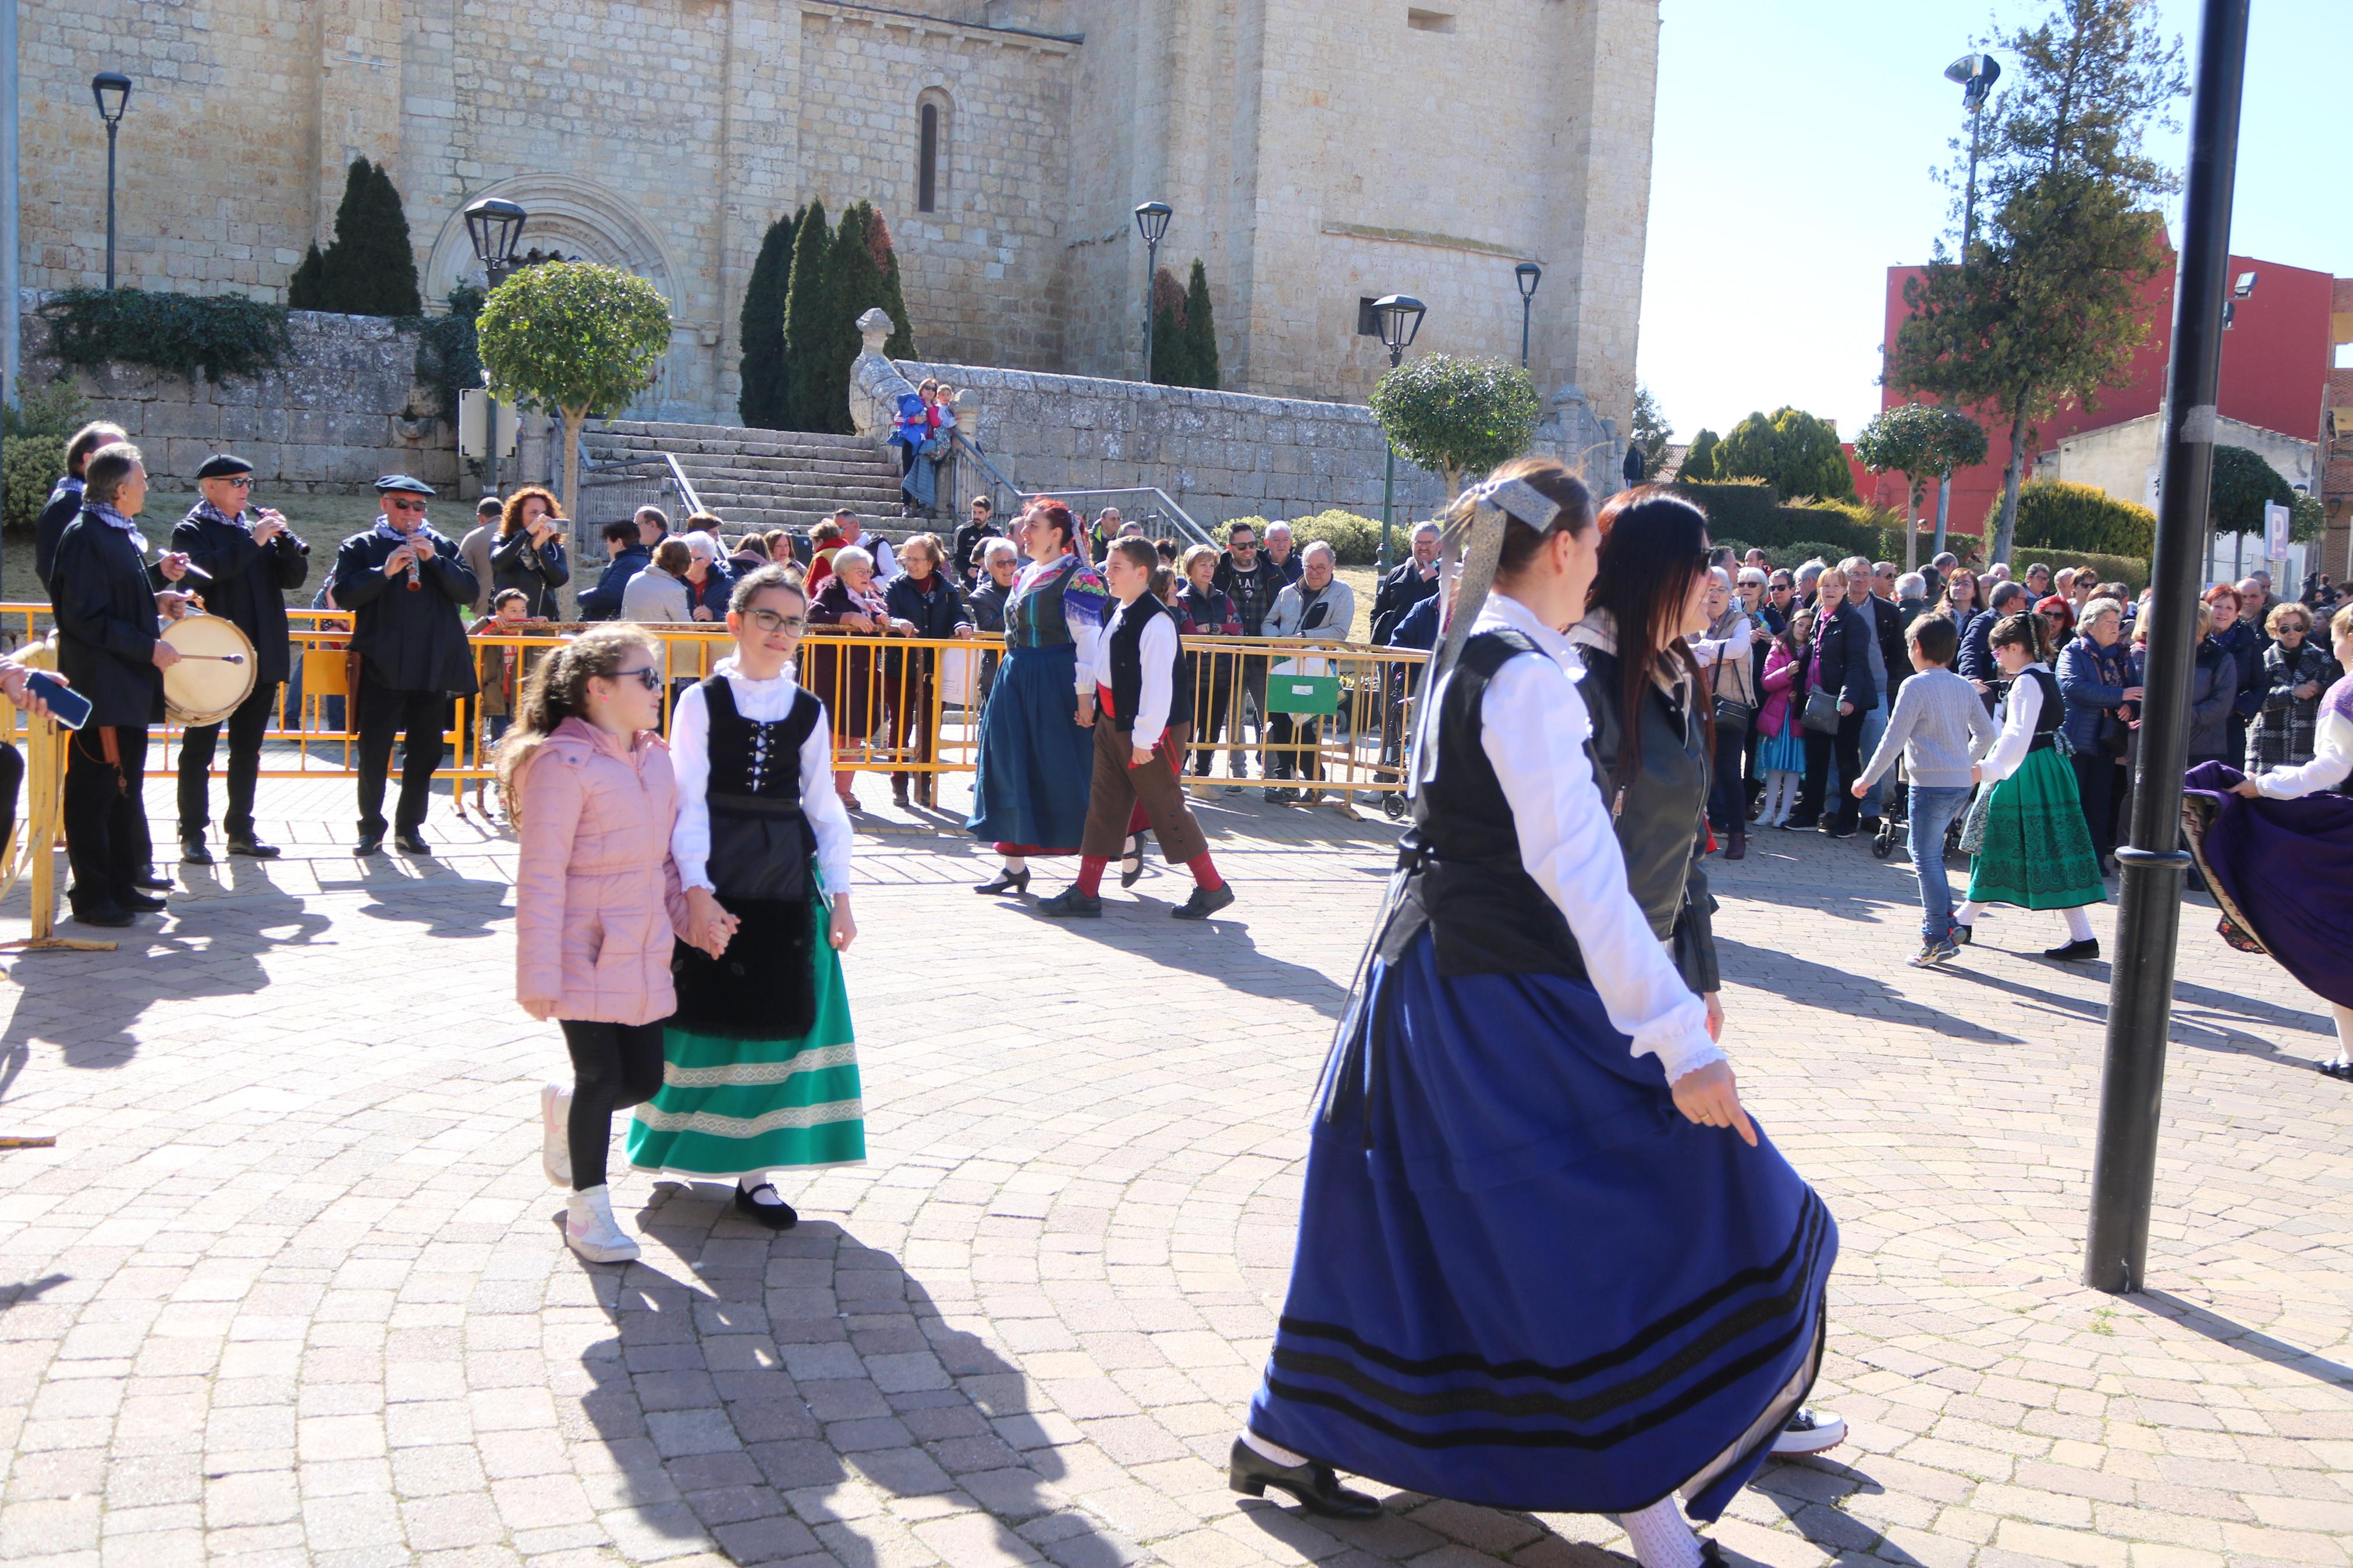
[1954,610,2107,961]
[627,566,865,1228]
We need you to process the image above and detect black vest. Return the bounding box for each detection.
[2017,666,2063,751]
[1103,595,1195,735]
[700,676,820,902]
[1379,631,1588,978]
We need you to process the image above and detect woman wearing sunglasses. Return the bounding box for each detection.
[624,566,867,1234]
[505,623,719,1264]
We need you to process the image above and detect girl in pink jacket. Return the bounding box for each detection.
[504,624,729,1263]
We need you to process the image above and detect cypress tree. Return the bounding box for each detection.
[780,199,836,432]
[1148,266,1188,386]
[286,243,330,311]
[1181,258,1218,390]
[821,205,886,436]
[864,206,917,358]
[286,159,421,317]
[737,208,798,429]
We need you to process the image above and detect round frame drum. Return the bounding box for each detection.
[162,614,259,726]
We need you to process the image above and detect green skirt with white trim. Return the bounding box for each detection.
[626,898,865,1179]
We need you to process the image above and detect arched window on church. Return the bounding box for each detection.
[916,91,951,214]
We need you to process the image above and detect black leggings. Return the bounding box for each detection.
[559,1019,666,1190]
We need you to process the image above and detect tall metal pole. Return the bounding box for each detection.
[1141,238,1159,382]
[1932,470,1952,560]
[1379,342,1404,575]
[481,260,506,502]
[1519,297,1532,370]
[1,0,19,408]
[104,121,120,290]
[2082,0,2248,1296]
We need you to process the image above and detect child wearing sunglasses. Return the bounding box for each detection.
[505,623,721,1264]
[624,565,866,1232]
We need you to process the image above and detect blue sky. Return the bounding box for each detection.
[1637,0,2351,447]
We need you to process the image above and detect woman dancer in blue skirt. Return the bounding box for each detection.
[1231,463,1837,1568]
[967,499,1109,894]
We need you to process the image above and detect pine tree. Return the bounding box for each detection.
[737,208,798,429]
[1148,267,1188,386]
[780,200,836,432]
[1180,259,1218,390]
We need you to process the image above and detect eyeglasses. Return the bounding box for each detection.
[1231,540,1257,551]
[386,499,425,514]
[608,667,662,692]
[221,476,254,489]
[743,608,807,635]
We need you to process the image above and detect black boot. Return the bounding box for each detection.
[1227,1438,1380,1520]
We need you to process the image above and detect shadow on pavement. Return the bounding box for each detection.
[574,1196,1142,1567]
[1713,934,2016,1043]
[2129,1289,2353,1391]
[1937,957,2331,1064]
[1745,1452,1935,1566]
[1017,889,1353,1014]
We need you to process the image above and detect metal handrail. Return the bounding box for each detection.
[580,450,705,517]
[947,432,1217,549]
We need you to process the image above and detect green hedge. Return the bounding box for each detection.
[1988,480,2156,557]
[1665,482,1883,560]
[42,287,289,383]
[1223,509,1387,567]
[2008,546,2149,596]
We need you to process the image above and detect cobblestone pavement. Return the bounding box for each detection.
[1,771,2350,1568]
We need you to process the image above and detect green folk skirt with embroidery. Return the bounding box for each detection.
[1964,747,2106,911]
[626,898,865,1179]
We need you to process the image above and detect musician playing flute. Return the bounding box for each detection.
[173,453,310,863]
[47,442,197,927]
[329,476,480,856]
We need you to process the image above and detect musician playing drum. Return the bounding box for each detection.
[172,453,308,863]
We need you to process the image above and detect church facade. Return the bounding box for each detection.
[16,0,1658,436]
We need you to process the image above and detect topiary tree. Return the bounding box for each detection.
[2208,443,2293,578]
[477,261,673,521]
[286,158,421,317]
[1852,401,1988,568]
[737,208,798,429]
[1181,259,1219,390]
[780,200,837,432]
[1368,354,1540,497]
[1679,427,1720,482]
[1995,479,2155,557]
[1712,406,1858,502]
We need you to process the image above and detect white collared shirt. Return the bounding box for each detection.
[669,655,854,894]
[1443,595,1721,1080]
[1100,596,1177,750]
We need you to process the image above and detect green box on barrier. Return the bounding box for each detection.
[1265,674,1341,717]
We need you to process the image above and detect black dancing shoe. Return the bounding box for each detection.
[180,836,215,865]
[1227,1438,1381,1520]
[1172,884,1236,920]
[226,835,281,859]
[733,1182,799,1231]
[2043,938,2100,962]
[1037,888,1103,918]
[1119,833,1147,889]
[973,867,1030,896]
[2318,1059,2353,1082]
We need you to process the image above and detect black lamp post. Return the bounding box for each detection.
[1374,293,1428,574]
[1944,52,2001,257]
[1134,201,1173,382]
[463,197,528,500]
[2082,0,2249,1297]
[90,73,132,289]
[1514,261,1541,370]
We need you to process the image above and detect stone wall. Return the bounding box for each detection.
[14,293,455,492]
[895,356,1449,527]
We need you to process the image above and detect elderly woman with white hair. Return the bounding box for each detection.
[963,536,1021,705]
[805,544,904,810]
[1261,539,1355,803]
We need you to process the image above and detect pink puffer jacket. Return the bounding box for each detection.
[513,717,691,1025]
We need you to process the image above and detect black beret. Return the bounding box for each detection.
[372,474,436,497]
[194,453,254,479]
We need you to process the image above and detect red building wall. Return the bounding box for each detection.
[1855,243,2336,556]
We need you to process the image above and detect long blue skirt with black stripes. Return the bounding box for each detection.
[1248,929,1836,1520]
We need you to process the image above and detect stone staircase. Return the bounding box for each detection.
[583,419,909,533]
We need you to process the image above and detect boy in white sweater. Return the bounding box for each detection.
[1852,616,1997,965]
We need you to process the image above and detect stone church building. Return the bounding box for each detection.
[16,0,1657,440]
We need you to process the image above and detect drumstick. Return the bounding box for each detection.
[176,653,246,663]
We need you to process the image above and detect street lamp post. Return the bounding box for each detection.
[1514,262,1541,371]
[1372,294,1427,576]
[90,73,132,289]
[1134,201,1173,382]
[463,197,528,502]
[2082,0,2249,1296]
[1944,54,2001,258]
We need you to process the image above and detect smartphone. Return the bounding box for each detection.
[23,671,91,731]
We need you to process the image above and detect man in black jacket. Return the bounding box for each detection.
[1212,523,1286,780]
[575,520,650,621]
[48,442,196,926]
[1839,554,1911,829]
[1369,521,1442,644]
[331,476,480,855]
[34,420,129,598]
[950,495,996,588]
[1958,580,2027,709]
[171,454,310,862]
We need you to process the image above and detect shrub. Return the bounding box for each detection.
[2007,546,2148,595]
[42,288,289,383]
[1678,427,1719,482]
[1772,542,1850,571]
[3,435,65,534]
[1711,406,1858,502]
[1989,479,2156,557]
[1281,509,1385,566]
[1665,479,1778,541]
[2208,444,2292,539]
[411,284,484,429]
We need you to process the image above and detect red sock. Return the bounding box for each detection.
[1126,802,1149,835]
[1187,853,1225,892]
[1076,855,1108,897]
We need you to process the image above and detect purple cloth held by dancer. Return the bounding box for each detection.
[2181,759,2353,1009]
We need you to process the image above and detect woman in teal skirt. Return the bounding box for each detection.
[1953,611,2107,961]
[628,566,865,1228]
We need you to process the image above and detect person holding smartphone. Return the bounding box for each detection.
[48,441,196,927]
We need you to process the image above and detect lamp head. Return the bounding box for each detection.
[1373,294,1427,354]
[464,197,529,272]
[1134,201,1173,247]
[1945,52,2000,111]
[1514,261,1542,301]
[91,72,132,125]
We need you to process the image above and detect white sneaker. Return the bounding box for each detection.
[565,1185,639,1264]
[541,1083,572,1188]
[1771,1407,1846,1455]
